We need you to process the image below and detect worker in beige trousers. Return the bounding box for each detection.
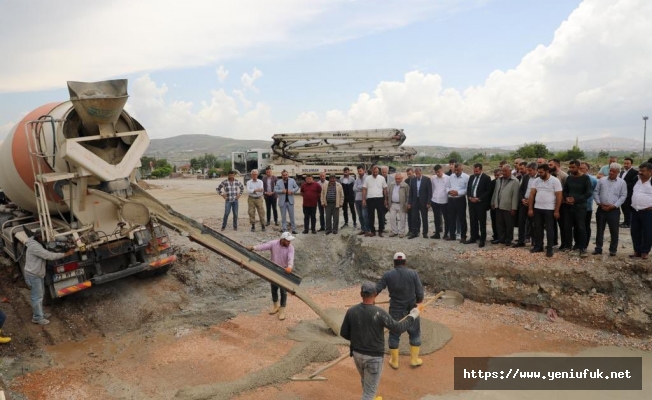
[246,169,266,232]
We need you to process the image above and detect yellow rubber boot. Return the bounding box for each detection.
[278,307,286,321]
[374,396,383,400]
[0,329,10,344]
[388,348,399,369]
[269,302,280,315]
[410,346,423,367]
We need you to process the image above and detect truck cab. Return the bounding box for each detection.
[232,149,272,182]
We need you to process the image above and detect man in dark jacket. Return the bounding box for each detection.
[341,281,418,400]
[340,167,357,229]
[464,163,492,247]
[619,157,638,228]
[562,159,593,257]
[375,252,425,369]
[407,167,433,239]
[514,162,538,247]
[262,167,279,226]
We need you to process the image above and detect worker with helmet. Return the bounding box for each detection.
[375,252,425,369]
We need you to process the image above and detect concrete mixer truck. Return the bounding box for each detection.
[0,79,176,303]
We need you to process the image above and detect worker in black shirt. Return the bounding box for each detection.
[340,281,419,400]
[376,252,425,369]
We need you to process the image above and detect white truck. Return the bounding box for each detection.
[231,128,417,183]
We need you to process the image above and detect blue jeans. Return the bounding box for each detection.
[25,274,45,322]
[222,200,239,228]
[355,200,369,232]
[388,307,421,348]
[631,209,652,255]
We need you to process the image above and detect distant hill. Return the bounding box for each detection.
[146,134,271,163]
[146,134,645,164]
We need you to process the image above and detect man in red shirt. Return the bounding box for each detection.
[300,174,322,234]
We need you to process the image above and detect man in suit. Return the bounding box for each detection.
[387,173,410,237]
[619,157,638,228]
[407,167,433,239]
[464,163,492,247]
[274,170,300,234]
[514,162,538,247]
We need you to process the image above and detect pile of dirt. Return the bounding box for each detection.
[137,180,162,190]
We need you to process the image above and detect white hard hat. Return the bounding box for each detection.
[393,252,406,261]
[280,231,295,241]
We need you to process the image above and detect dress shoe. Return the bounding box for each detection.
[503,241,513,246]
[302,230,309,234]
[558,246,571,252]
[609,251,616,256]
[546,247,554,257]
[530,247,544,253]
[579,249,588,258]
[341,223,349,228]
[592,250,602,255]
[318,227,325,232]
[325,230,332,235]
[642,253,649,260]
[512,242,525,248]
[459,237,467,243]
[629,253,641,258]
[408,234,417,239]
[333,230,338,234]
[478,241,485,248]
[444,236,456,241]
[442,235,450,240]
[358,231,367,235]
[490,240,502,245]
[430,233,440,239]
[312,230,317,234]
[398,234,405,238]
[462,239,477,245]
[266,222,270,227]
[378,233,384,237]
[389,232,398,237]
[291,231,298,235]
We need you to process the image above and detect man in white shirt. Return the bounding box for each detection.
[528,164,562,258]
[430,165,449,239]
[629,162,652,260]
[362,166,388,237]
[445,163,469,242]
[246,169,266,232]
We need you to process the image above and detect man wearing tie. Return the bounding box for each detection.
[407,168,433,239]
[464,163,492,248]
[619,157,638,228]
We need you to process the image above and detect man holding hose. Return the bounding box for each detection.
[375,252,425,369]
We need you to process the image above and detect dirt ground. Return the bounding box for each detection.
[0,177,650,400]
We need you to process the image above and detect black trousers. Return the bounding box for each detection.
[447,197,467,239]
[517,202,533,243]
[621,202,632,225]
[366,197,385,233]
[490,208,498,240]
[595,208,619,253]
[468,202,487,241]
[558,204,570,247]
[431,201,448,234]
[496,209,515,243]
[264,195,278,224]
[411,201,429,235]
[583,210,593,247]
[271,284,287,307]
[534,209,556,249]
[342,198,356,225]
[407,207,413,232]
[303,206,317,232]
[564,206,587,250]
[318,202,325,229]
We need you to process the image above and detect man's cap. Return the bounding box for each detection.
[280,231,295,241]
[361,281,376,295]
[329,174,337,179]
[393,252,406,261]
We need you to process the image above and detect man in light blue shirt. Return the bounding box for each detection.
[445,163,469,241]
[593,163,627,256]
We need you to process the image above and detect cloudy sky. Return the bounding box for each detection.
[0,0,649,147]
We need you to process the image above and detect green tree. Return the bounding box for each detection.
[443,151,463,163]
[597,150,609,159]
[512,142,551,159]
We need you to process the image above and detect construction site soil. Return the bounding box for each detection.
[1,177,650,399]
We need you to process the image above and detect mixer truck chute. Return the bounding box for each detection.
[0,79,176,302]
[232,128,416,183]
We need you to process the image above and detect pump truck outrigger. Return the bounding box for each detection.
[0,79,176,303]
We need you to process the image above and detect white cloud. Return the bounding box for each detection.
[241,68,263,92]
[0,0,471,93]
[290,0,652,146]
[232,90,252,108]
[216,66,229,83]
